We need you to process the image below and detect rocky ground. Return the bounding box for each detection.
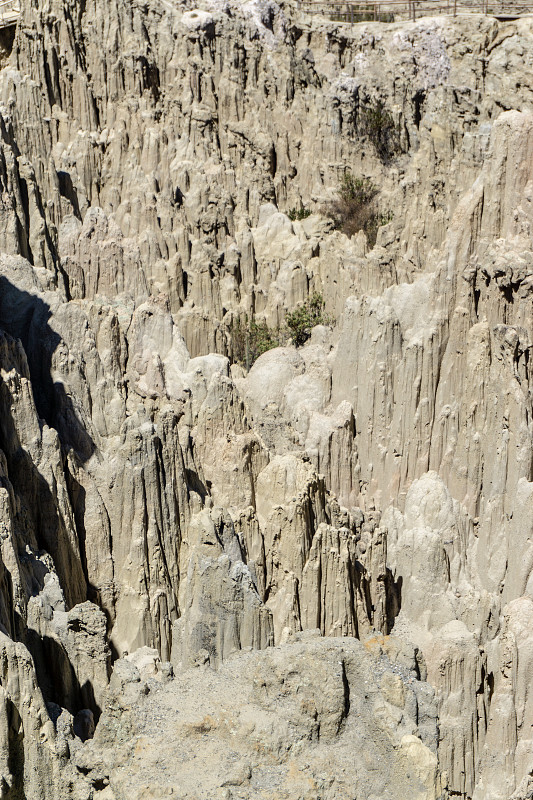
[63,636,440,800]
[0,0,530,797]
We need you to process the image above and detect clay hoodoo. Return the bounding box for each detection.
[0,0,529,797]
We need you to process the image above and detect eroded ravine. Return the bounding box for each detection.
[0,1,530,798]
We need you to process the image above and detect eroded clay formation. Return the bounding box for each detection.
[0,0,530,797]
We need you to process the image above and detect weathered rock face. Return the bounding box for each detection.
[0,632,58,799]
[0,0,530,797]
[69,634,443,800]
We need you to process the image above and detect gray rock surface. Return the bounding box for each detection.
[0,0,528,797]
[71,635,443,800]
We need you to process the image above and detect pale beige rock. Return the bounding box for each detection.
[0,632,60,799]
[172,508,273,667]
[0,0,529,797]
[73,636,442,800]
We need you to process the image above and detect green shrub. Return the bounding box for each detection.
[339,174,377,206]
[230,294,334,367]
[359,100,400,162]
[288,207,312,221]
[285,292,331,347]
[231,317,281,370]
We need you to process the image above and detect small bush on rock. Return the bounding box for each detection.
[285,292,331,347]
[327,173,377,244]
[325,172,393,248]
[288,207,312,221]
[230,294,333,369]
[231,317,281,370]
[359,100,400,162]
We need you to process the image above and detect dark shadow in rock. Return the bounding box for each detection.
[64,470,100,606]
[57,170,82,220]
[0,275,96,462]
[0,278,101,718]
[0,558,16,640]
[354,561,402,636]
[63,467,119,664]
[385,572,402,634]
[185,468,208,501]
[0,388,87,609]
[172,186,184,207]
[0,25,16,67]
[73,707,95,742]
[26,628,102,724]
[6,697,26,800]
